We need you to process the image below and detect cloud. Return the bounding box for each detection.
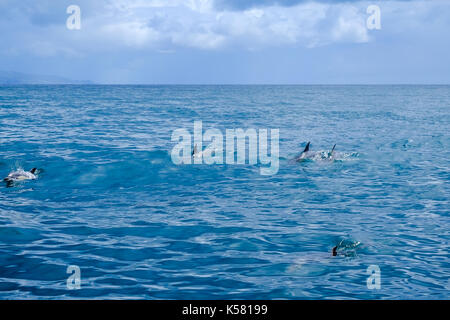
[83,0,371,50]
[0,0,373,55]
[212,0,415,11]
[0,0,449,84]
[214,0,340,11]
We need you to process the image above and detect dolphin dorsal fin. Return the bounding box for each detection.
[332,246,338,256]
[330,144,336,154]
[303,142,310,153]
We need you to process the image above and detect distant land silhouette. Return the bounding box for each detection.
[0,70,93,84]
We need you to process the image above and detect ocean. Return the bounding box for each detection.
[0,85,448,299]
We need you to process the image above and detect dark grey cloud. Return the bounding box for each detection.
[213,0,410,11]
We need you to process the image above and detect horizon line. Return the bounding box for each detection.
[1,83,450,86]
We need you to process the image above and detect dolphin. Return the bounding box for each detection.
[332,245,338,256]
[192,144,219,160]
[294,142,337,162]
[192,144,202,159]
[328,144,336,160]
[332,239,361,257]
[295,141,311,161]
[3,168,37,186]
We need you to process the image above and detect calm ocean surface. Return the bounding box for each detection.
[0,85,448,299]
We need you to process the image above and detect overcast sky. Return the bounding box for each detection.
[0,0,449,84]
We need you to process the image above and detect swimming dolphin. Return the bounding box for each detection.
[295,141,311,161]
[3,168,37,185]
[328,144,336,159]
[294,142,318,161]
[192,144,202,159]
[332,246,338,256]
[192,144,218,160]
[332,239,361,257]
[295,142,337,162]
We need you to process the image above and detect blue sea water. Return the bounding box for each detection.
[0,85,449,299]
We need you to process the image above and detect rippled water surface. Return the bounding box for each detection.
[0,85,449,299]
